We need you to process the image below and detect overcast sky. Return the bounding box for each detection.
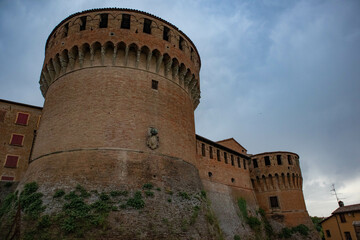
[0,0,359,217]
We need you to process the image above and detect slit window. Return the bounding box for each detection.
[1,176,14,181]
[325,230,331,237]
[10,134,24,146]
[288,155,293,165]
[163,26,170,41]
[179,36,184,50]
[231,178,235,183]
[80,16,87,31]
[243,159,247,169]
[209,146,213,159]
[64,23,69,37]
[217,150,220,161]
[253,159,258,168]
[208,172,212,177]
[277,155,282,165]
[344,232,351,240]
[99,14,108,28]
[237,157,241,168]
[4,155,19,168]
[143,18,152,34]
[270,196,279,208]
[231,155,234,166]
[265,156,271,166]
[201,143,205,156]
[121,14,131,29]
[151,80,158,90]
[15,112,29,125]
[224,152,228,164]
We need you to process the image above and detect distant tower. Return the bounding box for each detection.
[21,8,201,196]
[250,152,312,227]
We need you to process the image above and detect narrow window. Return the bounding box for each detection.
[201,143,205,157]
[151,80,158,90]
[15,112,29,125]
[277,155,282,165]
[325,230,331,237]
[231,178,235,183]
[231,155,234,166]
[237,157,241,168]
[265,156,271,166]
[340,214,346,223]
[243,159,247,169]
[253,159,258,168]
[64,23,69,37]
[344,232,352,240]
[217,149,220,162]
[209,146,213,159]
[288,155,293,165]
[4,155,19,168]
[190,47,194,60]
[99,14,108,28]
[10,134,24,146]
[1,176,14,181]
[121,14,131,29]
[270,196,279,208]
[80,16,87,31]
[163,26,170,41]
[208,172,212,177]
[179,36,184,50]
[224,152,228,164]
[143,18,152,34]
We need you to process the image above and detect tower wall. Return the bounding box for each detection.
[23,9,202,190]
[249,152,312,227]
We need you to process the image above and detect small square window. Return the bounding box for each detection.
[10,134,24,146]
[152,80,158,90]
[4,155,19,168]
[1,175,14,181]
[270,196,279,208]
[325,230,331,237]
[16,112,29,125]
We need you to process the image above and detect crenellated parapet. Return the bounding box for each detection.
[249,152,303,192]
[40,8,201,109]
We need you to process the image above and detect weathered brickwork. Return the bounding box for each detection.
[1,8,315,239]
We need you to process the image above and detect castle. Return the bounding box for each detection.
[0,8,314,239]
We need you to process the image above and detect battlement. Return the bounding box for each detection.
[40,8,201,108]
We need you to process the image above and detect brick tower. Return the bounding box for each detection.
[250,152,312,227]
[18,9,216,238]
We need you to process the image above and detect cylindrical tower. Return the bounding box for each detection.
[249,152,312,227]
[23,8,201,189]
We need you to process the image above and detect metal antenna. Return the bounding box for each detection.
[330,184,340,203]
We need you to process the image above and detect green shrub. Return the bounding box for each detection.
[258,208,266,217]
[292,224,309,236]
[53,189,65,198]
[167,198,172,203]
[237,198,248,219]
[156,187,161,191]
[99,193,110,201]
[178,192,190,200]
[37,215,51,229]
[20,182,45,219]
[110,190,128,197]
[75,184,90,198]
[279,227,292,238]
[0,192,16,218]
[4,182,13,188]
[144,190,154,197]
[247,216,261,230]
[201,190,207,199]
[127,191,145,209]
[190,206,200,225]
[142,183,153,190]
[234,235,241,240]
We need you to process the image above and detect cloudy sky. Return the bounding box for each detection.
[0,0,359,217]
